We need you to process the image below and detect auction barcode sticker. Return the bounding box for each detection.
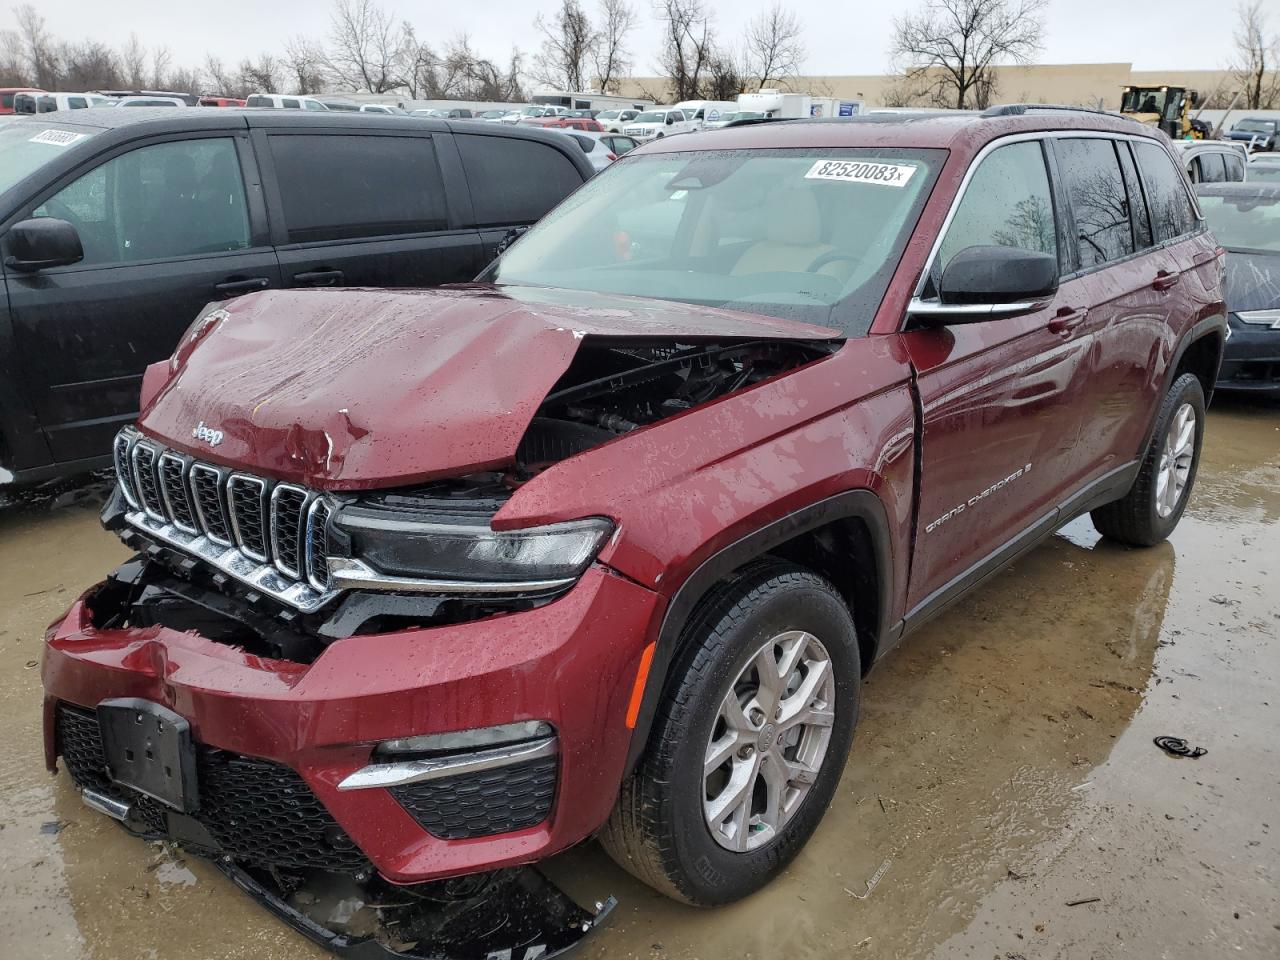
[804,159,917,187]
[30,129,87,147]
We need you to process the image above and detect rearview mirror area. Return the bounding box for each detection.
[5,218,84,272]
[910,245,1058,326]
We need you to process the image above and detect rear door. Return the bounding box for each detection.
[453,132,590,266]
[255,122,483,289]
[4,129,279,463]
[902,137,1093,615]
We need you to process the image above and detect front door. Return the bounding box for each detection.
[901,138,1092,616]
[5,133,279,463]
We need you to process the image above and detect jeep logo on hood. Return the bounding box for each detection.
[192,421,224,447]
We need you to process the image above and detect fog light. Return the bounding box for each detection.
[375,721,554,758]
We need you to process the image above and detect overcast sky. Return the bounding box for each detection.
[36,0,1241,77]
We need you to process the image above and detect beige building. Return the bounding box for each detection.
[619,63,1268,110]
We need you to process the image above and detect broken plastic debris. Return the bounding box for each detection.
[844,859,891,900]
[1153,735,1206,758]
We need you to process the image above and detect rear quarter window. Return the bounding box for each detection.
[1133,141,1198,243]
[456,134,585,227]
[267,133,448,243]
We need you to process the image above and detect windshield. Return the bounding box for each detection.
[1122,88,1170,115]
[489,148,943,334]
[1235,119,1276,134]
[1199,193,1280,252]
[0,122,98,196]
[633,111,665,122]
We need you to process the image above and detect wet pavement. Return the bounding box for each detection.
[1,400,1276,960]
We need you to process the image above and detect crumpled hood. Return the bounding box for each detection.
[138,285,840,489]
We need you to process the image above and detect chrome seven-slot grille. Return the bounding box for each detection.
[113,428,335,612]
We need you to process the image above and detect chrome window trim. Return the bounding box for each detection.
[157,452,198,534]
[337,736,558,791]
[226,473,270,563]
[908,129,1205,317]
[188,463,233,547]
[130,440,166,522]
[270,482,312,580]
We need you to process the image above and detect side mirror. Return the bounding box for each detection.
[665,115,675,125]
[911,245,1057,325]
[5,218,84,272]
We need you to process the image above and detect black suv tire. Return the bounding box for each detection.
[600,560,860,905]
[1092,372,1205,546]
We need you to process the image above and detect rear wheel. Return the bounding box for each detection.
[1092,372,1205,545]
[601,560,859,904]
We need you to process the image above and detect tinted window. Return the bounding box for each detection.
[282,98,300,109]
[269,134,446,243]
[0,93,12,108]
[67,96,87,109]
[1057,138,1134,268]
[1133,141,1197,243]
[245,95,270,107]
[1195,152,1226,183]
[935,140,1057,282]
[34,138,249,266]
[1224,154,1245,181]
[1116,141,1152,249]
[456,134,584,226]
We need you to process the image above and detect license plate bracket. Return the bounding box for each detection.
[97,698,199,813]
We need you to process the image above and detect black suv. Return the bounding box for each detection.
[0,109,592,487]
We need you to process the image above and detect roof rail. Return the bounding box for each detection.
[981,103,1145,125]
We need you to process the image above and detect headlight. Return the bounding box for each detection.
[1235,309,1280,329]
[328,505,614,594]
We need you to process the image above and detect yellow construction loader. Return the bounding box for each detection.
[1119,85,1210,139]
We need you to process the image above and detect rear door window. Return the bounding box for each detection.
[267,134,447,243]
[1133,141,1197,243]
[1194,152,1225,183]
[1056,138,1134,269]
[934,139,1058,283]
[455,134,584,226]
[281,98,300,109]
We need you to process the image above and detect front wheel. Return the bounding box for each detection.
[1092,371,1205,545]
[600,560,860,904]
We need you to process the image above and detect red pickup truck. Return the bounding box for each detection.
[42,106,1225,956]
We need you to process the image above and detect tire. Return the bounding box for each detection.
[1092,371,1205,546]
[600,559,860,905]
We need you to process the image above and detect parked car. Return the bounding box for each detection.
[198,96,247,107]
[244,93,328,111]
[41,107,1224,955]
[555,130,633,172]
[476,109,510,122]
[567,108,599,118]
[0,109,593,487]
[507,105,566,124]
[522,115,604,132]
[1172,140,1248,183]
[111,96,188,108]
[596,108,640,132]
[624,107,696,140]
[99,89,199,105]
[359,104,407,115]
[1226,116,1278,152]
[0,86,43,114]
[28,92,112,111]
[1195,181,1280,395]
[599,132,639,157]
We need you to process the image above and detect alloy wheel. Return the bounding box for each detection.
[702,630,836,852]
[1155,402,1196,518]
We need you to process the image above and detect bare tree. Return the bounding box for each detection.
[533,1,595,91]
[1229,1,1280,109]
[703,50,742,100]
[120,33,147,89]
[60,41,121,90]
[655,0,715,101]
[239,54,281,95]
[150,45,173,88]
[326,0,406,93]
[889,0,1048,110]
[593,0,636,93]
[14,4,57,88]
[742,3,804,91]
[204,55,243,97]
[284,36,327,94]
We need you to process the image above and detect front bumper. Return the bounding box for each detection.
[1218,323,1280,396]
[42,564,660,883]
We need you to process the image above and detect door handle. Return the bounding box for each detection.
[1048,307,1088,335]
[214,277,270,294]
[293,269,345,287]
[1152,270,1181,291]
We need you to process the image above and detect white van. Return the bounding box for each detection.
[623,107,698,141]
[244,93,329,111]
[672,100,736,129]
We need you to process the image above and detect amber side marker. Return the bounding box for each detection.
[625,642,657,728]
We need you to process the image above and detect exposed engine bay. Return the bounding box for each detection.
[515,338,835,476]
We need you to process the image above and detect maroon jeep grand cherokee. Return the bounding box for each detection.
[42,107,1224,954]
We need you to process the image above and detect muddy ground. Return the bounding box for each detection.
[1,398,1276,960]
